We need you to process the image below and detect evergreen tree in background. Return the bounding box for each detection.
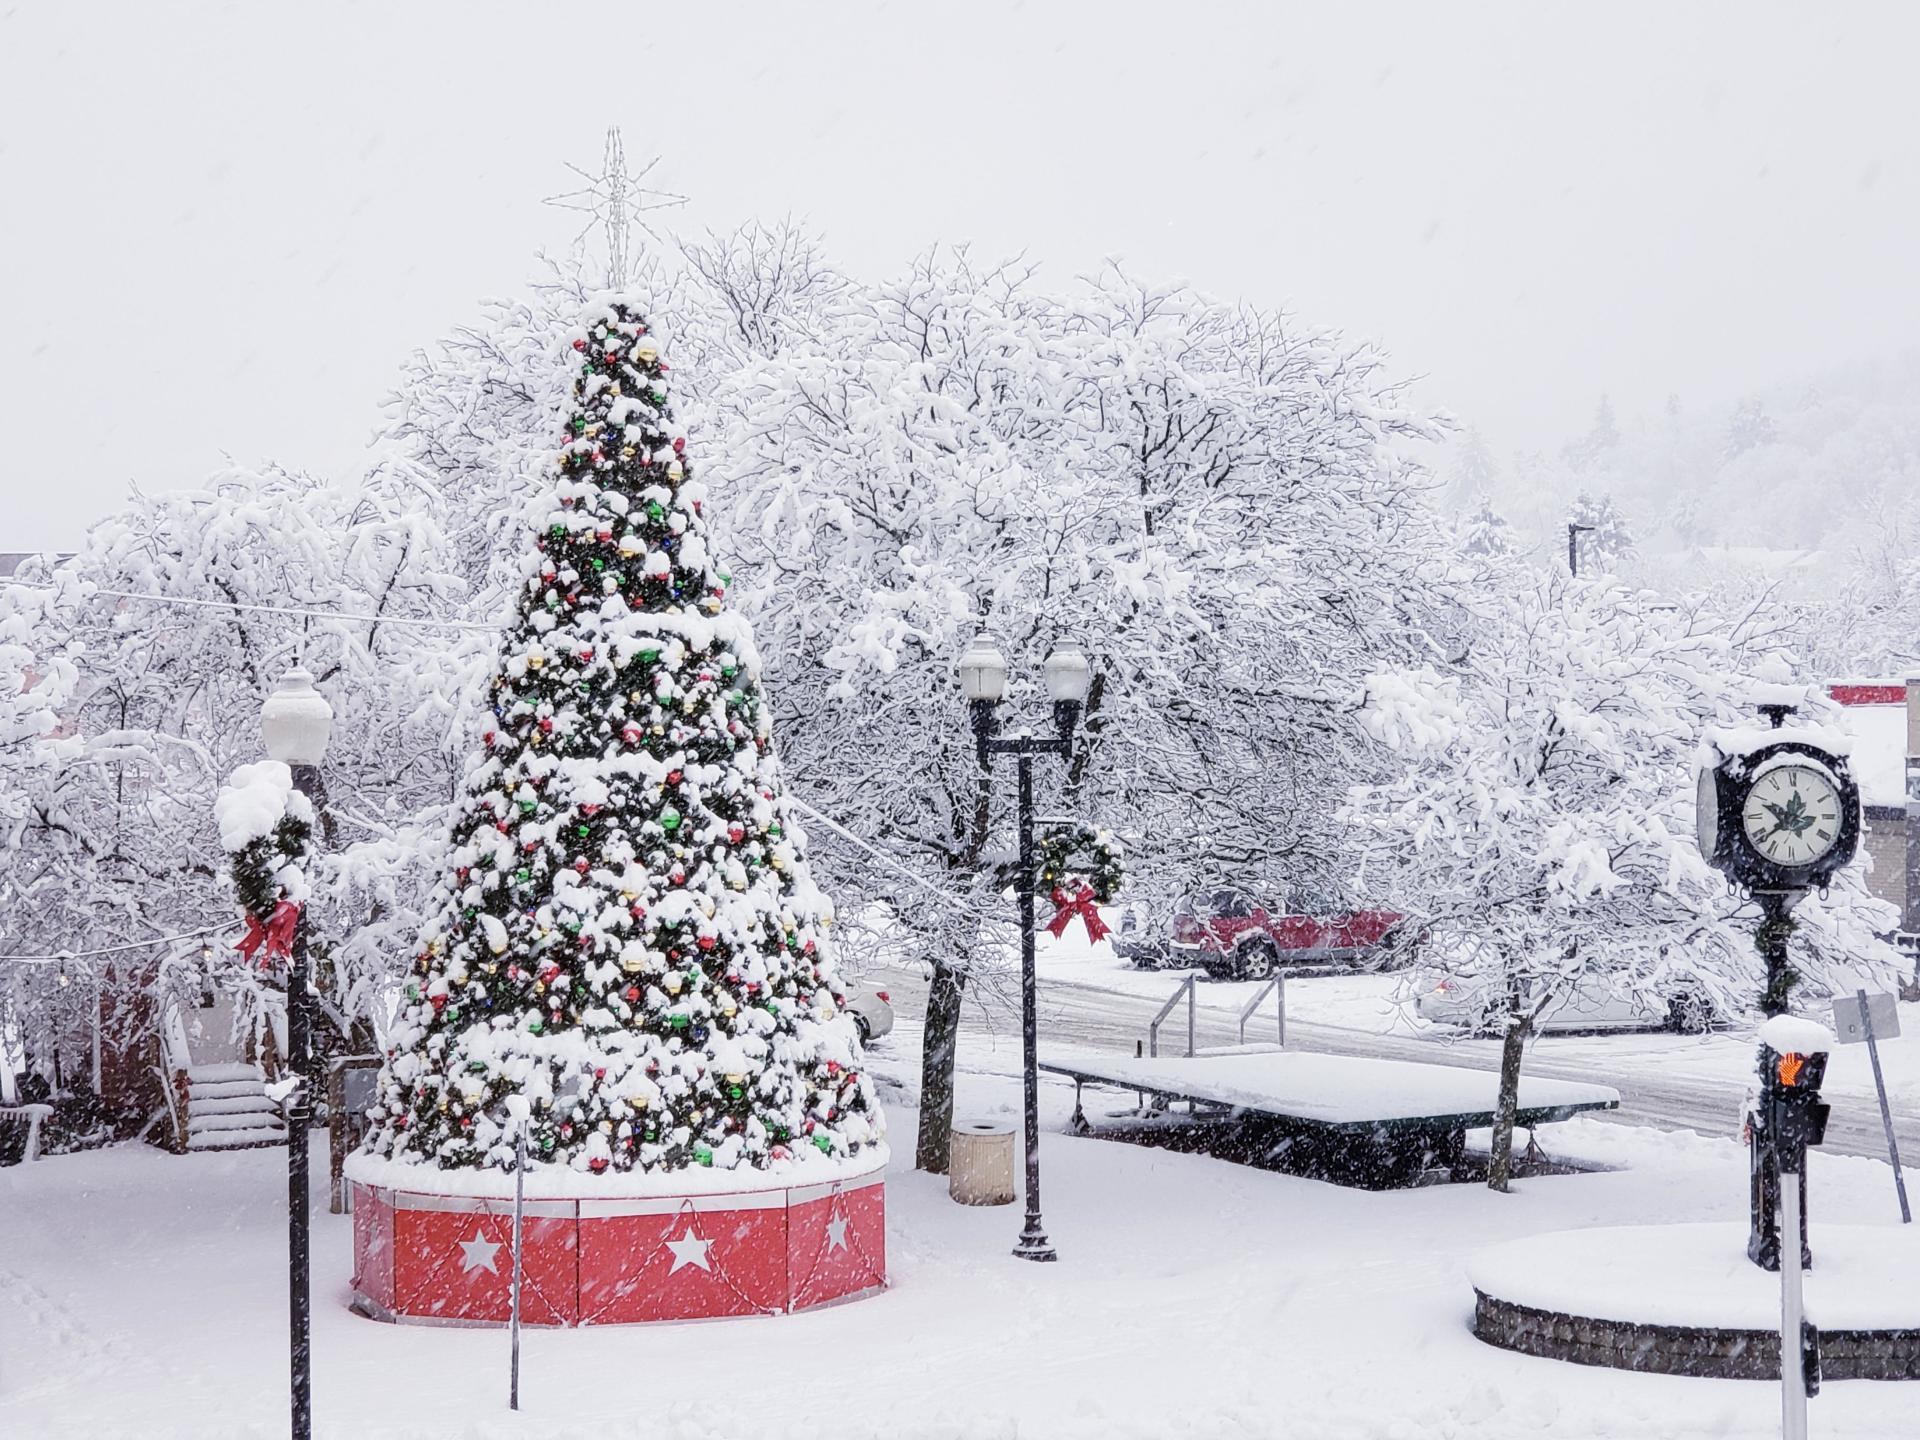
[363,299,881,1176]
[1568,490,1635,573]
[1457,491,1515,558]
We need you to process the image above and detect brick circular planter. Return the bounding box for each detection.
[345,1150,887,1326]
[1469,1222,1920,1381]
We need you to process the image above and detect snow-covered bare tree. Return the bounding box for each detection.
[0,464,473,1105]
[1345,571,1899,1191]
[703,248,1464,1168]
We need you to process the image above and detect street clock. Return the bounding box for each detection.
[1698,740,1860,894]
[1696,686,1864,1281]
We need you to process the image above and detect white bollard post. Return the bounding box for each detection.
[1779,1176,1808,1440]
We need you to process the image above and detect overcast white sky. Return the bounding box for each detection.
[4,1,1917,549]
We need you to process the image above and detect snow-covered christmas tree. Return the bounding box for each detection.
[363,298,881,1178]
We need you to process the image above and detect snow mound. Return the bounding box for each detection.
[1469,1221,1920,1330]
[214,760,294,851]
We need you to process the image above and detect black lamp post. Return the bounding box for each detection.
[1567,521,1597,577]
[959,633,1091,1263]
[260,666,332,1440]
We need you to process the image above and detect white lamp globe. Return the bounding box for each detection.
[1042,641,1091,704]
[958,634,1010,704]
[260,667,334,766]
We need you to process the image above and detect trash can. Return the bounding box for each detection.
[949,1120,1016,1206]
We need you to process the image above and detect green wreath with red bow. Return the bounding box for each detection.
[1036,823,1124,943]
[223,777,313,967]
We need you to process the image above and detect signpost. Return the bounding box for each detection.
[510,1126,527,1412]
[1831,989,1910,1224]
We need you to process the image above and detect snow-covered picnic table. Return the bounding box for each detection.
[1041,1045,1620,1186]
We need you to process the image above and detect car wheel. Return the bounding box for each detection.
[1667,991,1711,1035]
[854,1015,872,1045]
[1240,945,1275,982]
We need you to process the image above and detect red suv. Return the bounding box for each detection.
[1170,891,1408,980]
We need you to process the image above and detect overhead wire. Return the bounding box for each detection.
[6,581,502,634]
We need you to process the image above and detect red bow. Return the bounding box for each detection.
[236,900,301,966]
[1044,884,1110,944]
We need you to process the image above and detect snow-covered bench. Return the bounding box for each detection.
[0,1103,55,1163]
[1042,1045,1619,1188]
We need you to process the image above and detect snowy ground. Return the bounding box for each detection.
[5,1038,1919,1439]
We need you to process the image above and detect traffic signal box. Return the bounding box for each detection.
[1763,1047,1831,1168]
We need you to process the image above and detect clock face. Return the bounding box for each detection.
[1741,763,1843,868]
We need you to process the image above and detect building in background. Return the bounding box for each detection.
[1828,680,1918,939]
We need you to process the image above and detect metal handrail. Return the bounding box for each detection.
[1149,974,1197,1057]
[1238,976,1286,1047]
[0,1102,54,1163]
[155,1061,185,1153]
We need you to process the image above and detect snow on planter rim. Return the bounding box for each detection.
[1467,1221,1920,1331]
[344,1141,888,1201]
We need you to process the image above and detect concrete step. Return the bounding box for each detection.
[185,1063,261,1083]
[188,1094,276,1118]
[187,1126,287,1151]
[187,1079,268,1103]
[188,1109,284,1135]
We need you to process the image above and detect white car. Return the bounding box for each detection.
[845,985,894,1045]
[1413,970,1718,1035]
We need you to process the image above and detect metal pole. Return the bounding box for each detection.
[1013,750,1056,1262]
[510,1126,526,1409]
[1780,1170,1810,1440]
[1568,524,1578,577]
[287,763,317,1440]
[1278,975,1286,1048]
[1858,989,1912,1223]
[1749,891,1791,1269]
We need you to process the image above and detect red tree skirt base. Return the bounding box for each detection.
[349,1162,886,1326]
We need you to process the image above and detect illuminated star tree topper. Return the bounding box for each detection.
[545,128,687,288]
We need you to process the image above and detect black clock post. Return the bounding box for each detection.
[1696,690,1861,1270]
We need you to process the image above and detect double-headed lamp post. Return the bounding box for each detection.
[260,666,332,1440]
[959,633,1091,1263]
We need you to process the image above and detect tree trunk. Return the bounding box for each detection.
[1486,984,1530,1194]
[914,957,966,1174]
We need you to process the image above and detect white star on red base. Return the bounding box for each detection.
[825,1216,849,1253]
[457,1230,501,1275]
[665,1228,712,1274]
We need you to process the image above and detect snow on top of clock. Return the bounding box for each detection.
[1700,720,1854,765]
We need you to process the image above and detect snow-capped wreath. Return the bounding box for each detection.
[215,760,313,965]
